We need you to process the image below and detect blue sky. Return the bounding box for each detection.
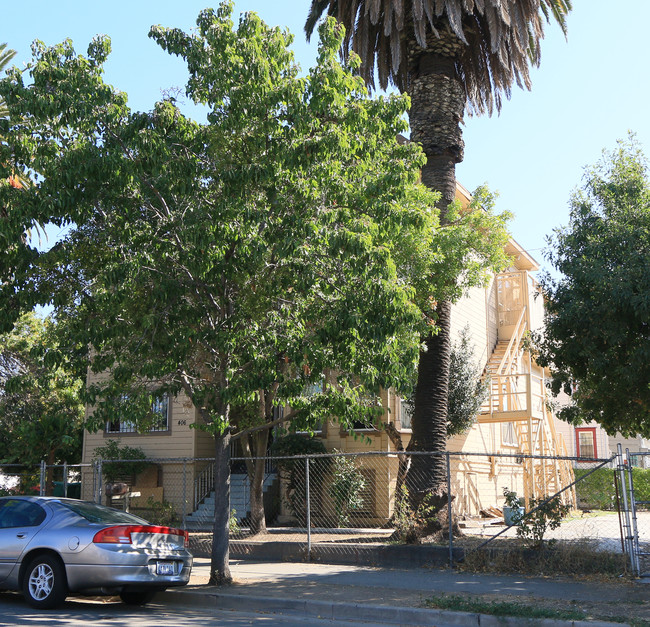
[5,1,650,274]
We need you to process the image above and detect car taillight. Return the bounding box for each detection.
[93,525,189,547]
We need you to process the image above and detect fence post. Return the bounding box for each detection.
[626,447,641,576]
[63,462,68,497]
[96,460,103,504]
[616,444,636,574]
[305,457,311,560]
[182,458,188,530]
[39,461,46,496]
[446,452,453,568]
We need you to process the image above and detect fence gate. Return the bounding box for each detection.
[617,444,650,577]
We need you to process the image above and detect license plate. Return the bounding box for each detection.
[156,562,175,575]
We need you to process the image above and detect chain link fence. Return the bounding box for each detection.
[0,449,645,574]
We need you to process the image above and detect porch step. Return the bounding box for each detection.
[185,472,278,531]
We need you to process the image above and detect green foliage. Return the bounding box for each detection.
[228,509,241,535]
[425,595,586,622]
[398,326,490,437]
[574,467,650,510]
[391,485,436,544]
[139,496,178,527]
[0,43,16,119]
[574,468,618,510]
[328,452,366,527]
[516,495,571,549]
[271,433,328,458]
[538,136,650,436]
[93,440,151,483]
[0,4,436,441]
[0,312,84,465]
[447,327,490,436]
[271,434,329,524]
[502,487,522,509]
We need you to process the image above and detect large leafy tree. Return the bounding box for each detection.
[537,137,650,437]
[306,0,571,508]
[0,4,437,583]
[0,313,85,493]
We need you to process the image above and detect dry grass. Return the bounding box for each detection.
[458,537,628,578]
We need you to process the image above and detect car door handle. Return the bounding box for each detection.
[16,533,27,539]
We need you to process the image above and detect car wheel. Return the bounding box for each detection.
[119,588,159,606]
[22,554,68,609]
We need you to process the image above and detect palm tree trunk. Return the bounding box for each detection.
[405,33,465,509]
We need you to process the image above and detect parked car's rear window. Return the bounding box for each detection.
[59,500,148,524]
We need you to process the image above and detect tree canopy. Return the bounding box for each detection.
[0,1,512,578]
[0,313,84,472]
[538,137,650,437]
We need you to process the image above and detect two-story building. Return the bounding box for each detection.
[81,182,575,525]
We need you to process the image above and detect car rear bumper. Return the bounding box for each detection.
[65,555,193,592]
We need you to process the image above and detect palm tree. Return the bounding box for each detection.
[305,1,571,510]
[0,43,24,189]
[0,43,16,120]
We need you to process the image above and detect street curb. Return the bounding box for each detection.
[155,588,629,627]
[190,536,464,568]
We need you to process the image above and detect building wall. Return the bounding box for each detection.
[81,379,202,518]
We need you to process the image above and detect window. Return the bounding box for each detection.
[501,422,518,447]
[106,395,170,434]
[0,500,46,528]
[575,428,597,459]
[399,398,412,430]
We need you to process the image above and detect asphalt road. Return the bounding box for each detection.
[0,592,392,627]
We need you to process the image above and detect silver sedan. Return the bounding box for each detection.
[0,496,193,609]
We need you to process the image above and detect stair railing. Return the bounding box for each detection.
[194,462,214,511]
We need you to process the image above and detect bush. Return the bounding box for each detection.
[516,495,571,549]
[138,497,178,526]
[93,440,151,483]
[392,485,437,544]
[575,466,650,511]
[329,453,366,527]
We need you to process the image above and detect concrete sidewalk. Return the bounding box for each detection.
[155,558,648,626]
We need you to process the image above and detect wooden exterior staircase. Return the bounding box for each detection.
[478,272,575,508]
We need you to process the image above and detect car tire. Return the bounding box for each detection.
[22,554,68,609]
[119,588,159,606]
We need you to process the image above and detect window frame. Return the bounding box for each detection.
[575,427,598,459]
[105,395,171,435]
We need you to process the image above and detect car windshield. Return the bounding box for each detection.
[59,500,148,525]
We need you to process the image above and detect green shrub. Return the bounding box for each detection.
[516,495,571,549]
[329,453,366,527]
[139,496,178,526]
[392,485,437,544]
[575,466,650,510]
[93,439,151,483]
[574,468,617,509]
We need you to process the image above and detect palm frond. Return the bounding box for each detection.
[303,0,571,114]
[0,43,17,74]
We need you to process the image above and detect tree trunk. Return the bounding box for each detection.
[406,300,452,509]
[384,423,410,508]
[246,429,269,534]
[405,32,465,507]
[210,430,232,585]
